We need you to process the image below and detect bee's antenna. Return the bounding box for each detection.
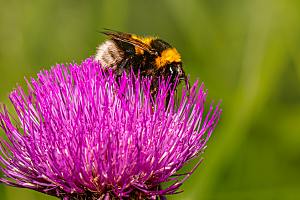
[185,75,190,96]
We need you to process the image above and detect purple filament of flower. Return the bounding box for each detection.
[0,58,221,199]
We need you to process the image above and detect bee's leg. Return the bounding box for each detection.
[116,58,130,77]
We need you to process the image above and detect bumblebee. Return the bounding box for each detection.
[95,30,188,95]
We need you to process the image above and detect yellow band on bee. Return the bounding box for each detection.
[155,48,181,68]
[131,35,154,55]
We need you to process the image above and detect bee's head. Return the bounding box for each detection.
[167,62,185,80]
[164,62,188,87]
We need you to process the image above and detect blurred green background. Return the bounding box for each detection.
[1,0,300,199]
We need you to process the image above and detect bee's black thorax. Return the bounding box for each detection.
[150,39,172,54]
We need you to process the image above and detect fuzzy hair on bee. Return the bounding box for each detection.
[95,30,189,95]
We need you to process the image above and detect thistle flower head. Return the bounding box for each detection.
[0,58,221,199]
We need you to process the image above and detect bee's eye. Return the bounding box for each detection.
[169,66,174,74]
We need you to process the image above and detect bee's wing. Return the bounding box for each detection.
[101,30,157,55]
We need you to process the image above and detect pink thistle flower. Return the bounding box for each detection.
[0,58,221,199]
